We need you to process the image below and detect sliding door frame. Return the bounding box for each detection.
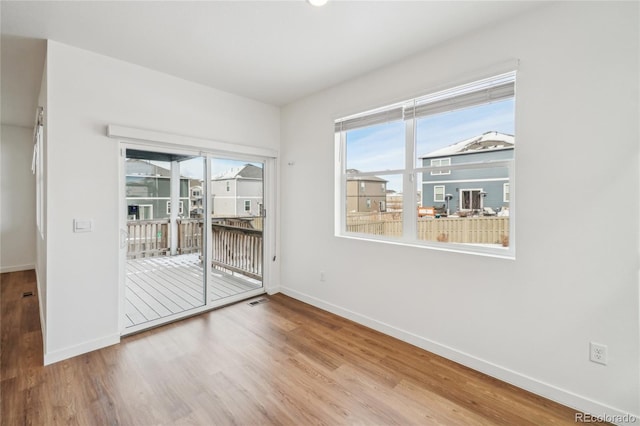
[114,126,278,335]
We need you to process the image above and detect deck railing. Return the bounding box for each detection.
[127,220,169,258]
[178,219,203,255]
[211,225,263,280]
[346,216,509,246]
[127,219,263,278]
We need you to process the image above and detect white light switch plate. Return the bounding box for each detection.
[73,219,93,233]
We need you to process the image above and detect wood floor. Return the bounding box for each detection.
[1,270,603,425]
[126,254,262,327]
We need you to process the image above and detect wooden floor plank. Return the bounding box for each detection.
[128,260,204,305]
[125,285,161,321]
[128,272,191,314]
[2,271,607,426]
[125,254,262,327]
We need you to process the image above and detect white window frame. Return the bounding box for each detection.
[335,71,516,259]
[139,204,153,220]
[430,158,451,175]
[244,200,251,212]
[503,183,510,202]
[434,185,445,203]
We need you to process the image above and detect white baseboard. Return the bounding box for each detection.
[265,285,280,295]
[280,286,638,425]
[43,333,120,366]
[0,263,35,273]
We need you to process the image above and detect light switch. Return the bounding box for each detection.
[73,219,93,233]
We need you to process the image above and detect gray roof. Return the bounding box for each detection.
[419,131,514,159]
[213,164,263,180]
[346,169,388,183]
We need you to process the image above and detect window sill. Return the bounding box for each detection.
[336,232,515,260]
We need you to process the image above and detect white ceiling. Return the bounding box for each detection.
[1,1,543,128]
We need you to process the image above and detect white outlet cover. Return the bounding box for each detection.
[589,342,607,365]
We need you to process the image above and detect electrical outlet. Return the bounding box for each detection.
[590,342,607,365]
[320,271,326,282]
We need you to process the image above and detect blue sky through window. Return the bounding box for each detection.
[346,98,515,192]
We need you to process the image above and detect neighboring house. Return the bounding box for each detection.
[386,191,402,212]
[420,131,513,215]
[385,190,422,212]
[125,159,191,220]
[346,170,387,213]
[211,164,263,216]
[189,182,204,217]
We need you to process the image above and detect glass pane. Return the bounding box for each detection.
[346,173,402,238]
[211,159,264,219]
[415,97,514,249]
[418,166,510,248]
[346,120,405,173]
[124,151,206,330]
[416,98,515,167]
[210,157,264,303]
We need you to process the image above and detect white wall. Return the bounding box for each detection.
[280,2,638,420]
[0,125,36,272]
[43,41,280,363]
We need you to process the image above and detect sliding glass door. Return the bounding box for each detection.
[121,146,267,334]
[209,157,264,303]
[124,149,206,329]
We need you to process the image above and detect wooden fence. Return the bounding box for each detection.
[346,212,402,224]
[347,216,509,246]
[127,219,263,278]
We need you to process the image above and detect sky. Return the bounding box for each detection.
[346,98,515,192]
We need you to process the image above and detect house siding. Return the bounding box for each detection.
[346,179,387,213]
[422,149,512,213]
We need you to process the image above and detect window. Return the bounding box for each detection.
[226,181,230,192]
[139,204,153,220]
[166,200,184,215]
[244,200,251,212]
[336,71,515,257]
[430,158,451,175]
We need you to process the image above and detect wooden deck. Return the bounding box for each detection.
[126,254,262,328]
